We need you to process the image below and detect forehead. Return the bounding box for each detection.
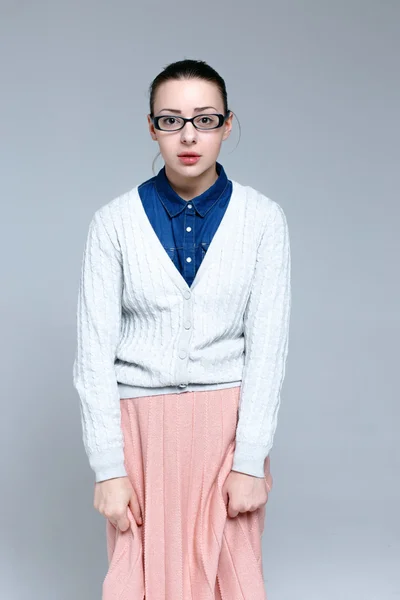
[154,78,222,111]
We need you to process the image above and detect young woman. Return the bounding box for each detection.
[73,58,291,600]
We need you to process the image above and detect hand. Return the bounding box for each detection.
[93,476,143,531]
[222,470,270,518]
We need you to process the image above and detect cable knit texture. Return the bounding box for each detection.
[72,179,291,482]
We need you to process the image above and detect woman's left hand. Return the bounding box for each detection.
[222,470,271,518]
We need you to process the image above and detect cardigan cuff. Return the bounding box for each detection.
[231,440,270,478]
[88,447,128,483]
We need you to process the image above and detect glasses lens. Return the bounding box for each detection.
[157,116,184,131]
[194,114,220,129]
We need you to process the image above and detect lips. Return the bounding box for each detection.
[178,153,200,157]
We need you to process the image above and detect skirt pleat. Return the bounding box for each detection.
[102,386,273,600]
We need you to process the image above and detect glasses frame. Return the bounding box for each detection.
[151,111,231,132]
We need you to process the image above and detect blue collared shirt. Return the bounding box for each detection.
[137,161,233,288]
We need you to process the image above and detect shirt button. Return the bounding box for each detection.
[178,350,187,359]
[179,383,187,388]
[188,204,192,209]
[183,290,191,299]
[186,257,192,263]
[184,320,191,329]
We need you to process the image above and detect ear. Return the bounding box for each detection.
[147,114,158,141]
[222,111,233,140]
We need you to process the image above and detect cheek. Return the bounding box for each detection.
[201,132,224,151]
[208,139,224,159]
[157,136,174,153]
[208,129,223,148]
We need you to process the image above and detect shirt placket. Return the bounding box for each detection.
[183,202,196,281]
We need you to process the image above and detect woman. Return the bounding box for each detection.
[73,58,291,600]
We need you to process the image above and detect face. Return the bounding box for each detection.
[147,78,233,180]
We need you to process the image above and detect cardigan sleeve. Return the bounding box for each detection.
[72,208,128,483]
[231,200,291,478]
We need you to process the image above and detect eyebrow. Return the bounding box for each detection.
[158,106,219,114]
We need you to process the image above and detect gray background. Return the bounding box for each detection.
[1,1,399,598]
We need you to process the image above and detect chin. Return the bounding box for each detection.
[179,165,204,175]
[167,160,202,175]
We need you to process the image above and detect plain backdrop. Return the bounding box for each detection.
[1,1,399,599]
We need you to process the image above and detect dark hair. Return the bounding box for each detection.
[148,58,241,175]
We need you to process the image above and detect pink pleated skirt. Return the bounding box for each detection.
[103,385,273,600]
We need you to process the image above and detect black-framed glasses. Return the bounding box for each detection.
[152,111,231,132]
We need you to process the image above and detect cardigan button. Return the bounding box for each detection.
[178,350,187,359]
[183,290,191,299]
[184,320,191,329]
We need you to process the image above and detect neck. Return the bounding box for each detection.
[164,163,218,201]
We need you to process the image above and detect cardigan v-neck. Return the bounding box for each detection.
[72,179,291,483]
[141,160,232,290]
[132,179,239,293]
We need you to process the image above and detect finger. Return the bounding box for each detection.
[222,485,229,507]
[129,496,143,526]
[228,506,239,518]
[117,514,130,532]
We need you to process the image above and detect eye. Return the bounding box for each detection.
[157,116,184,130]
[160,117,177,125]
[194,114,219,128]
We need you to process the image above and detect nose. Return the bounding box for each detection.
[180,120,198,143]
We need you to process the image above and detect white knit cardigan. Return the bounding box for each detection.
[72,179,291,482]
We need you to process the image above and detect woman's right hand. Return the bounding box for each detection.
[94,476,143,531]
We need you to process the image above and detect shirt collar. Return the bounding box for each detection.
[154,161,229,218]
